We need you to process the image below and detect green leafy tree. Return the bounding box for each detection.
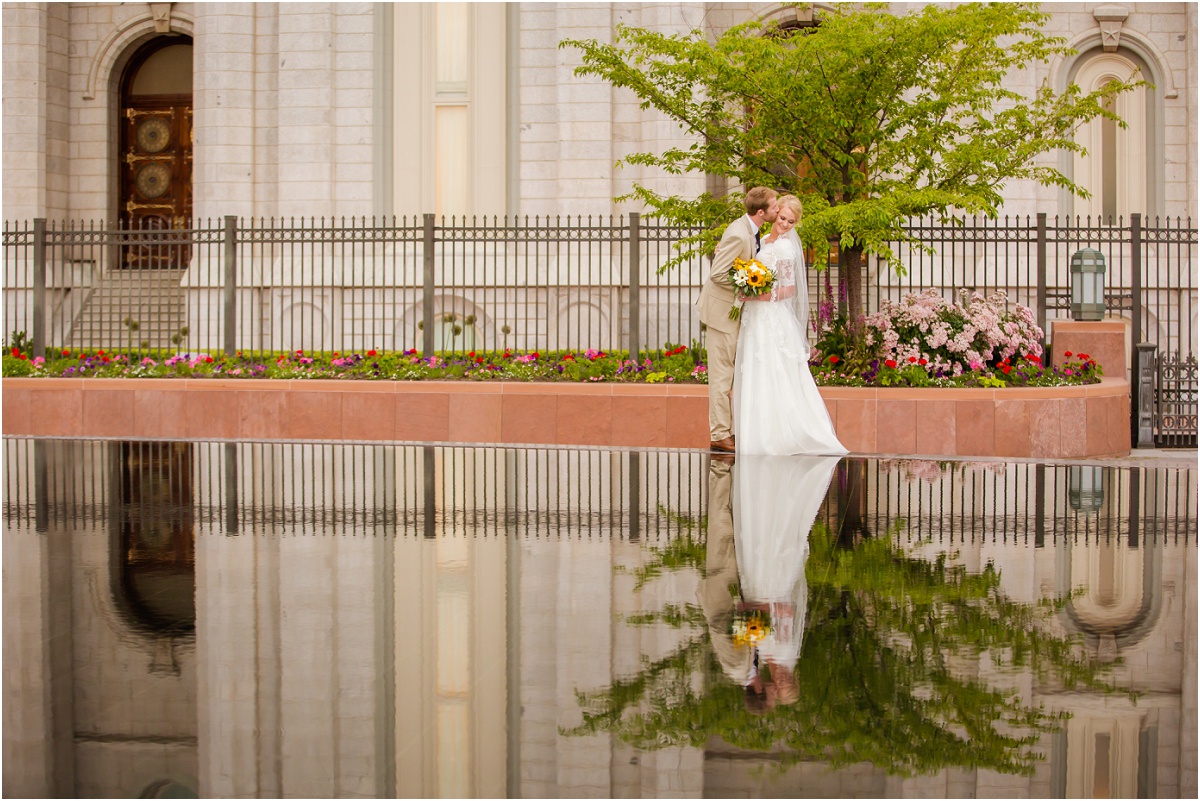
[561,2,1139,322]
[565,520,1120,777]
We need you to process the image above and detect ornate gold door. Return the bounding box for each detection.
[120,101,192,267]
[118,38,193,268]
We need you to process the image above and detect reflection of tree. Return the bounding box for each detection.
[567,520,1117,776]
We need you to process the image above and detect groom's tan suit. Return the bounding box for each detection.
[697,215,757,442]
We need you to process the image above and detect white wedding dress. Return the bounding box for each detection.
[733,233,848,456]
[734,455,841,671]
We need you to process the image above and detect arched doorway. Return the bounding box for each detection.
[118,37,193,266]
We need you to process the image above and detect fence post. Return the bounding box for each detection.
[1135,341,1156,448]
[223,215,237,357]
[32,217,47,357]
[422,213,435,358]
[628,212,641,360]
[1035,212,1047,344]
[1130,213,1145,447]
[224,442,239,534]
[1130,212,1142,346]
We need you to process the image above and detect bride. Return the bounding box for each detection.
[733,194,848,456]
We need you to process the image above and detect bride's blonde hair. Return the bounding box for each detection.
[776,194,802,222]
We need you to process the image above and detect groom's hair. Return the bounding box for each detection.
[744,186,777,215]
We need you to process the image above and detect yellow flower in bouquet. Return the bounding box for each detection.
[728,257,775,320]
[730,609,772,647]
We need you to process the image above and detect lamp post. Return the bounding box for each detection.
[1070,247,1107,321]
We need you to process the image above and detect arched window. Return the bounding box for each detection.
[1070,51,1150,220]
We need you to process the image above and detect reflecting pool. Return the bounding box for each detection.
[3,439,1196,798]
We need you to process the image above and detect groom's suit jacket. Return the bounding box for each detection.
[696,215,756,336]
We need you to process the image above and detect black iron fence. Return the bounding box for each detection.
[5,213,1196,446]
[4,213,1194,358]
[2,215,710,360]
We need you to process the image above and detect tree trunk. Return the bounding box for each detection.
[840,243,866,326]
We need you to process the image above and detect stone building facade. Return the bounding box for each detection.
[3,2,1196,223]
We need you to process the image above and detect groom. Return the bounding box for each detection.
[696,187,779,453]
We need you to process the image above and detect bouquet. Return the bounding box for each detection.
[728,257,774,320]
[730,608,772,647]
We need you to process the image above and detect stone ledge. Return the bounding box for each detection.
[1,377,1130,458]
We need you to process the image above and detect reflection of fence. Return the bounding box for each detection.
[4,440,1194,544]
[4,214,1195,361]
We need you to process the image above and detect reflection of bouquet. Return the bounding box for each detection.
[730,608,772,647]
[728,258,775,320]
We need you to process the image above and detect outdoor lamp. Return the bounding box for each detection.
[1070,247,1107,321]
[1068,465,1105,513]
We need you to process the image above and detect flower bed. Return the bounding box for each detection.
[1,342,1101,389]
[1,291,1103,388]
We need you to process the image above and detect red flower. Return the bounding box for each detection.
[332,351,339,357]
[10,347,19,357]
[476,357,484,364]
[884,359,898,369]
[918,358,928,366]
[908,356,918,363]
[1001,365,1012,374]
[205,356,214,363]
[563,353,575,361]
[468,351,475,358]
[61,349,70,357]
[1078,353,1090,361]
[828,355,840,364]
[1025,353,1041,363]
[1064,351,1073,357]
[97,350,105,356]
[296,349,303,356]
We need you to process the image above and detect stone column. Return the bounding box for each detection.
[192,2,266,220]
[2,2,70,219]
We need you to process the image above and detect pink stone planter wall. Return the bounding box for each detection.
[3,376,1130,458]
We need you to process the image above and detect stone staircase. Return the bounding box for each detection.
[67,269,188,351]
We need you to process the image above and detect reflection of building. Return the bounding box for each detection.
[2,440,1195,797]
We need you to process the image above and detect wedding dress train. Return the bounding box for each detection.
[733,454,840,671]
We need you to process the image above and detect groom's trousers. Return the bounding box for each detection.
[707,326,738,441]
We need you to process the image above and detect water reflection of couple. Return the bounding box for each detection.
[701,453,840,712]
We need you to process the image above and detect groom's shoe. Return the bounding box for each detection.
[710,436,736,453]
